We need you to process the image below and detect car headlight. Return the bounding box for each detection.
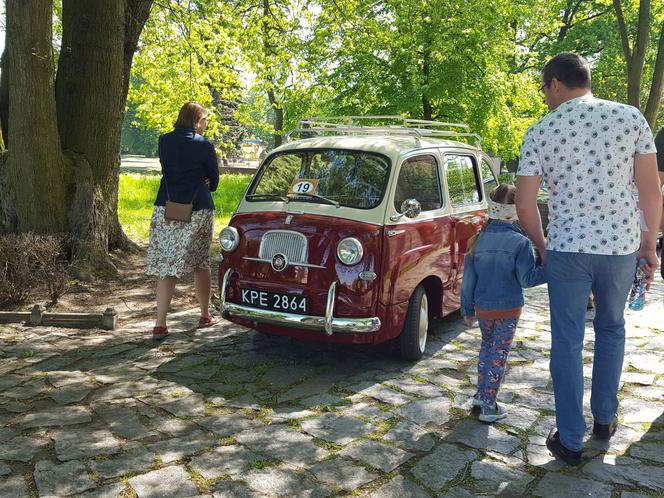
[219,226,239,252]
[337,237,363,265]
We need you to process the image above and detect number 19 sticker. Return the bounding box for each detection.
[287,179,319,196]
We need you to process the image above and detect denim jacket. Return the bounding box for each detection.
[461,221,546,316]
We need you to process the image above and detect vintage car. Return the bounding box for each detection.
[217,117,499,360]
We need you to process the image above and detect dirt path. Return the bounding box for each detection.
[26,249,211,331]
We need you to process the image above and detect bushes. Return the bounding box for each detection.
[0,233,70,307]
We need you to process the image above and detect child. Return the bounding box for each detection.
[461,184,546,423]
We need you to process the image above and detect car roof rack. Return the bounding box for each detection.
[285,115,482,148]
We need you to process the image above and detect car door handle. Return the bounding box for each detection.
[387,229,405,237]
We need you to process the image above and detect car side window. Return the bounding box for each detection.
[480,158,498,194]
[445,154,481,208]
[393,155,442,212]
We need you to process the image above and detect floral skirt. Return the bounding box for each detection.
[146,206,214,279]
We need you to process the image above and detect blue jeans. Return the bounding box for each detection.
[546,250,636,452]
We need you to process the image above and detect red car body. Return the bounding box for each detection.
[218,130,498,359]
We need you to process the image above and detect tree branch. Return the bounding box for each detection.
[612,0,632,66]
[644,20,664,128]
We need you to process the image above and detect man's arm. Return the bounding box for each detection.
[516,175,546,264]
[634,153,662,286]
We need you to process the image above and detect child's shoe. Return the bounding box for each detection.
[479,403,508,423]
[472,392,483,407]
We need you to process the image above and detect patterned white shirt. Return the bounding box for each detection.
[518,95,656,255]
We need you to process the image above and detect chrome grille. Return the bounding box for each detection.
[259,230,308,263]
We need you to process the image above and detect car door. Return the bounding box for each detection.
[443,152,487,312]
[380,153,451,314]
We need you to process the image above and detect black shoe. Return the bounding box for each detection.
[593,417,618,440]
[546,429,582,466]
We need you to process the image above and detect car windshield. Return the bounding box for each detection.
[248,149,390,209]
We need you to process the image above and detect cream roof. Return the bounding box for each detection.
[271,135,480,163]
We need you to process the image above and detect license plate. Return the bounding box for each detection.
[240,288,308,314]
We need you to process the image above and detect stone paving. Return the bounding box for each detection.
[0,278,662,497]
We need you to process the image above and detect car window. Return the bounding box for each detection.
[250,149,390,209]
[393,155,442,212]
[253,153,304,196]
[445,154,481,208]
[480,158,498,194]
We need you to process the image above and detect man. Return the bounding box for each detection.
[516,52,661,465]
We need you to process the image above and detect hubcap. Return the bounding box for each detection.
[418,293,428,352]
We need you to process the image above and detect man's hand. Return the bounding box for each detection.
[463,316,477,326]
[638,249,659,289]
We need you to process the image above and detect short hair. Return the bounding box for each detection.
[542,52,591,89]
[174,101,207,129]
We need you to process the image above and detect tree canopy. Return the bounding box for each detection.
[128,0,663,160]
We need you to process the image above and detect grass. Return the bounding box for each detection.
[118,173,252,242]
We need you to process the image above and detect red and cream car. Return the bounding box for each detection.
[218,118,499,360]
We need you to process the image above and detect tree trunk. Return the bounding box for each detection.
[421,46,432,121]
[109,0,154,252]
[268,88,284,148]
[56,0,152,272]
[644,21,664,128]
[0,40,8,149]
[614,0,651,108]
[6,0,67,233]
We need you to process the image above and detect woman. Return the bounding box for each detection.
[147,101,220,339]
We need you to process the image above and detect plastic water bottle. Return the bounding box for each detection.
[627,259,648,311]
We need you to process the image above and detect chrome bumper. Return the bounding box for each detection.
[219,268,380,335]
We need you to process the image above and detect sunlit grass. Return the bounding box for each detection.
[118,173,252,242]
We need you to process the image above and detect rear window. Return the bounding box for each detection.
[249,149,390,209]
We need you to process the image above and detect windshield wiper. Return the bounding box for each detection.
[288,192,340,208]
[246,193,289,202]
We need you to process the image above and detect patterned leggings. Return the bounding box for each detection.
[476,316,519,406]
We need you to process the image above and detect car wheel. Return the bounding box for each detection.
[399,285,428,361]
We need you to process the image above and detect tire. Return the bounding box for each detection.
[399,285,429,361]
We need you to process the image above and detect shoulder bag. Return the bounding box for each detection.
[163,171,201,222]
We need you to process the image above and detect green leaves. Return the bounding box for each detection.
[125,0,663,160]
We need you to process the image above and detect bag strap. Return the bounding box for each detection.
[161,167,203,204]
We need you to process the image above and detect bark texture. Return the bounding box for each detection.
[6,0,67,234]
[2,0,153,277]
[643,22,664,129]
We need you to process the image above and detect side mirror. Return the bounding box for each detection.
[390,199,421,222]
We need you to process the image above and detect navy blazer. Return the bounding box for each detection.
[154,126,219,211]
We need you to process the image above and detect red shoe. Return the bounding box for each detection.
[198,315,219,328]
[152,326,168,340]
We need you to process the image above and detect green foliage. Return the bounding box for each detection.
[121,104,160,157]
[125,0,664,168]
[128,1,244,142]
[118,173,251,241]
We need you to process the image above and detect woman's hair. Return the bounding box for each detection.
[466,184,517,254]
[174,101,207,129]
[489,183,516,204]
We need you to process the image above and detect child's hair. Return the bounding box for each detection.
[489,183,516,204]
[466,184,517,254]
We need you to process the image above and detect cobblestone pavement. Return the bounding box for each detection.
[0,278,662,497]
